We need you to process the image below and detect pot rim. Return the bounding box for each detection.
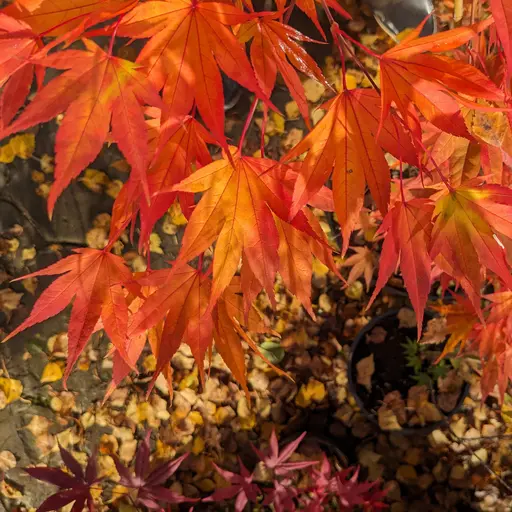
[347,308,469,436]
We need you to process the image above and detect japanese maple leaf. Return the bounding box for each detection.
[2,248,133,380]
[239,166,339,317]
[114,432,191,510]
[252,430,317,476]
[423,128,481,187]
[0,14,43,130]
[378,17,503,138]
[293,0,350,38]
[172,148,292,310]
[340,246,376,292]
[431,296,478,360]
[109,112,214,247]
[128,266,282,396]
[490,0,512,77]
[25,445,102,512]
[1,39,162,215]
[273,210,339,319]
[285,88,417,254]
[102,273,167,400]
[117,0,272,145]
[430,181,512,315]
[464,108,512,185]
[2,0,137,36]
[238,13,330,123]
[263,478,298,512]
[331,467,388,510]
[205,458,261,512]
[367,198,434,337]
[127,264,213,386]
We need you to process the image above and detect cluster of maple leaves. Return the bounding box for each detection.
[27,430,386,511]
[2,0,512,399]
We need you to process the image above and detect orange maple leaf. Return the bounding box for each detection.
[367,199,434,336]
[2,249,133,381]
[2,0,137,36]
[378,17,503,138]
[1,39,162,215]
[127,266,280,396]
[109,112,214,247]
[117,0,272,145]
[285,88,417,254]
[423,127,481,187]
[274,0,350,38]
[340,246,376,292]
[430,181,512,315]
[172,148,292,310]
[0,14,43,129]
[238,13,330,123]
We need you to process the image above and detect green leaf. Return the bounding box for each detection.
[259,341,285,365]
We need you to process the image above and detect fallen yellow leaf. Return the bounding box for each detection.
[40,362,64,384]
[0,378,22,405]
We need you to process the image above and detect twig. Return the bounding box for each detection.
[448,425,512,495]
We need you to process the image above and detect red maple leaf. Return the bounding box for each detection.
[0,40,163,214]
[3,249,133,381]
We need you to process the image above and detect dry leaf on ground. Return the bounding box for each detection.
[356,354,375,392]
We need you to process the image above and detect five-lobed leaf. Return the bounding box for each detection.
[430,182,512,315]
[3,248,133,381]
[172,147,292,310]
[285,88,417,254]
[378,17,503,138]
[1,39,162,214]
[117,0,273,145]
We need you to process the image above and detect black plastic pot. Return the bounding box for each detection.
[347,309,469,436]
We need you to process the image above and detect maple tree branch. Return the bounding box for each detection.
[319,0,381,94]
[238,97,259,152]
[337,31,381,93]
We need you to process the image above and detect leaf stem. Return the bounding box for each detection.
[337,29,381,94]
[108,16,123,57]
[335,27,381,59]
[238,97,259,152]
[414,131,454,193]
[319,0,381,94]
